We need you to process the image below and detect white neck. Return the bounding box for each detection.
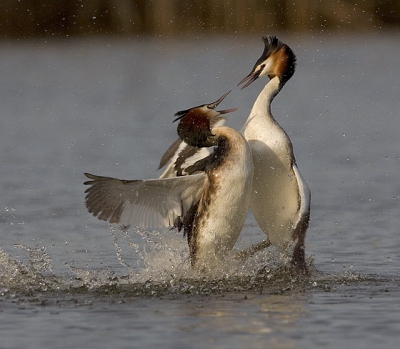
[249,76,281,123]
[241,75,292,156]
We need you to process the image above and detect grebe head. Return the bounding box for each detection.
[238,35,296,89]
[173,91,238,147]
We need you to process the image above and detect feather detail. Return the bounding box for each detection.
[84,172,207,227]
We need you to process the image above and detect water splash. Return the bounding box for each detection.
[0,226,378,299]
[14,244,53,274]
[110,226,191,281]
[66,264,119,290]
[89,226,319,296]
[0,245,63,294]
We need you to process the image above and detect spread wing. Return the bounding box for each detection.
[158,138,182,170]
[158,116,226,179]
[84,172,207,227]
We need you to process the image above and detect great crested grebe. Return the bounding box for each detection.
[84,92,254,268]
[238,35,311,273]
[158,36,311,273]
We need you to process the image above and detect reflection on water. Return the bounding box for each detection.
[173,294,307,349]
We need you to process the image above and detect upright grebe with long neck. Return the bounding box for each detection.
[238,36,311,273]
[84,92,253,268]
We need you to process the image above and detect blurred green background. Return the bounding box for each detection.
[0,0,398,38]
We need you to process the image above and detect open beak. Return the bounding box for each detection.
[207,90,231,109]
[173,91,238,123]
[207,90,238,115]
[237,68,262,89]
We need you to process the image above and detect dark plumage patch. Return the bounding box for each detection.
[272,43,296,86]
[184,156,210,175]
[173,103,204,122]
[184,135,230,175]
[258,36,282,65]
[208,136,230,170]
[181,202,200,265]
[177,109,214,148]
[175,145,200,176]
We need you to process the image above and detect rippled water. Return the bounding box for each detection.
[1,32,400,348]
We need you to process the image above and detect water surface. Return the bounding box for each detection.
[1,32,400,348]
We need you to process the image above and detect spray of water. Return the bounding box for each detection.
[1,226,361,298]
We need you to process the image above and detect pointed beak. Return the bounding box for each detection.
[207,91,238,115]
[218,107,239,115]
[173,90,238,123]
[207,90,231,109]
[237,68,262,90]
[207,90,239,114]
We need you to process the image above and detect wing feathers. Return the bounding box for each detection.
[84,172,207,228]
[158,138,182,170]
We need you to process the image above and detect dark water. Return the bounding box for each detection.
[1,32,400,348]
